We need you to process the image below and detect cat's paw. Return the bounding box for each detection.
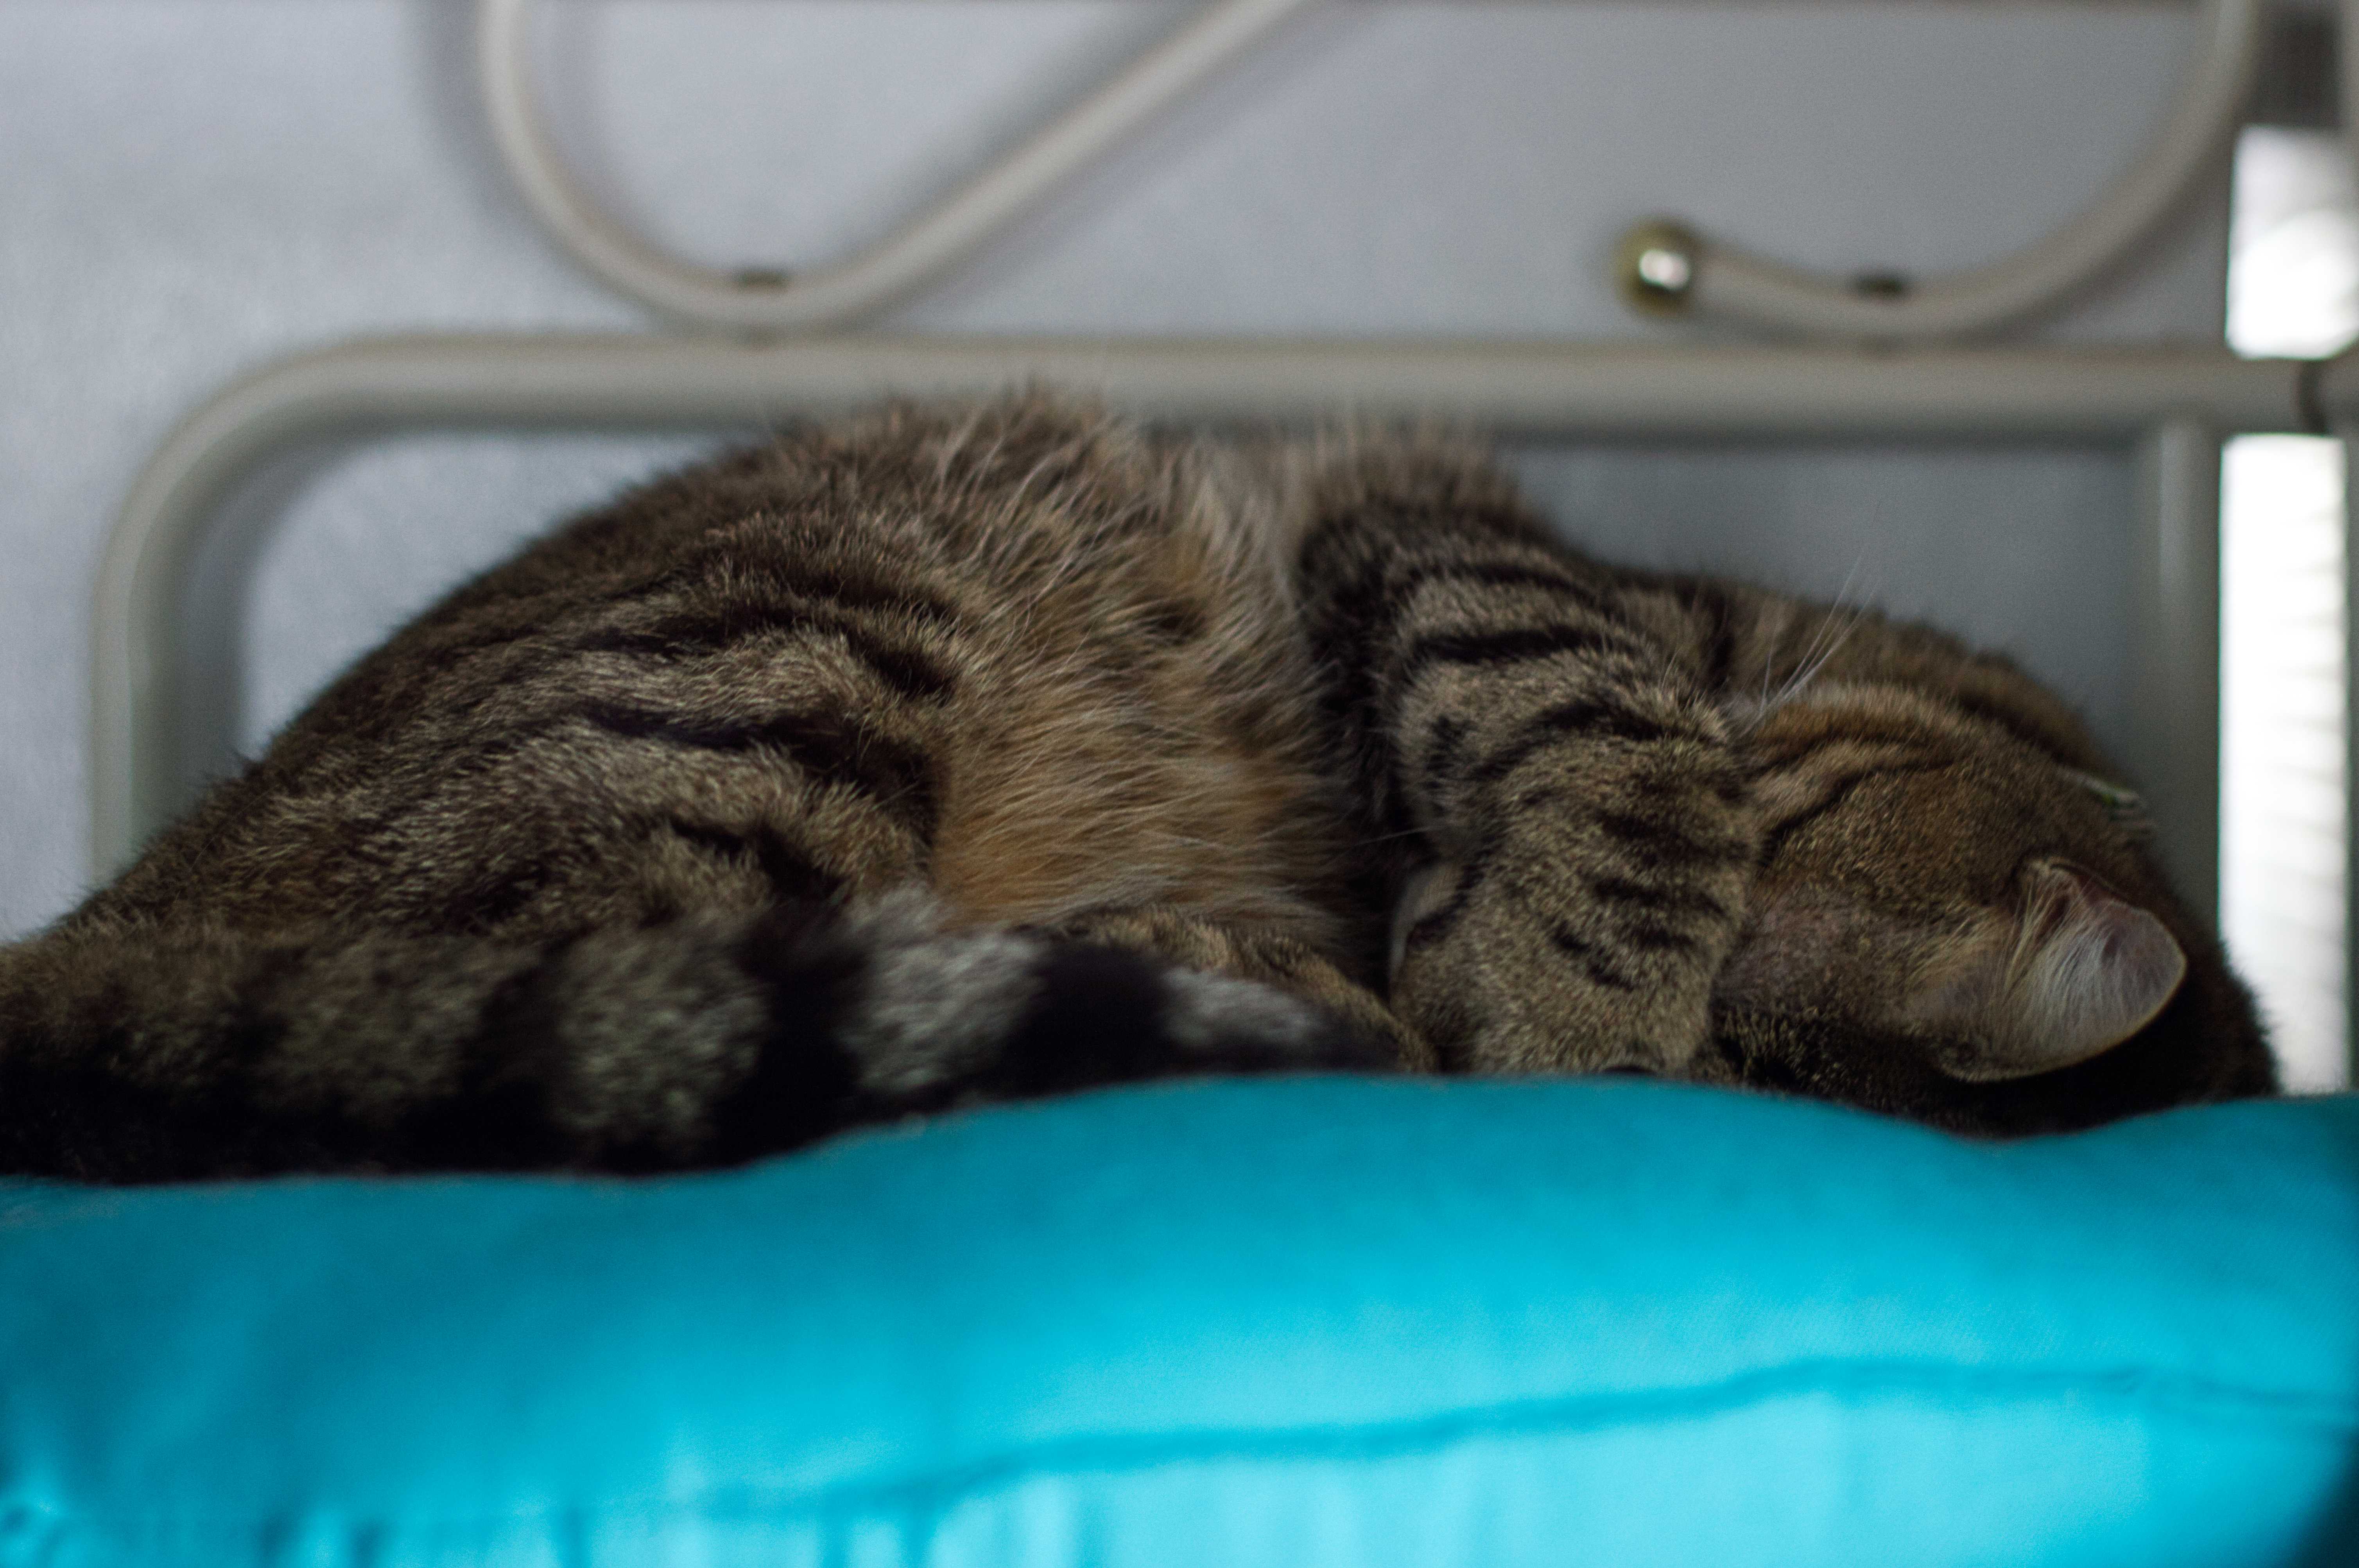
[1387,858,1718,1077]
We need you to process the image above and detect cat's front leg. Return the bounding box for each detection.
[1293,489,1761,1077]
[1385,684,1762,1074]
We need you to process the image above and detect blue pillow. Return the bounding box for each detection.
[0,1077,2351,1567]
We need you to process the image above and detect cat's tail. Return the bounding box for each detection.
[0,895,1386,1182]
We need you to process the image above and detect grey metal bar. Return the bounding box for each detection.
[93,333,2329,875]
[2128,418,2223,921]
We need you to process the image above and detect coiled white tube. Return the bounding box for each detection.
[476,0,1319,336]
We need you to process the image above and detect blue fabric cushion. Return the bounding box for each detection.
[0,1077,2352,1567]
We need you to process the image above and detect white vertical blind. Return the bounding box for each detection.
[2221,127,2357,1092]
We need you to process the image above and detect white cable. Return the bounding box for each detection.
[1615,0,2264,342]
[477,0,1318,337]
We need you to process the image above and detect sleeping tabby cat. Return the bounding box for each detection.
[0,395,2271,1180]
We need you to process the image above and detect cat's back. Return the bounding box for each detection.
[83,396,1346,948]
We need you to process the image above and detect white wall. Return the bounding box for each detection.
[0,0,2226,938]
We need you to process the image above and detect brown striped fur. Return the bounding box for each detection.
[0,394,2270,1178]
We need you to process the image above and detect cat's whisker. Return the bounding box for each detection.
[1765,606,1865,716]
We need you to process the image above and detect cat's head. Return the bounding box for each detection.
[1705,677,2274,1134]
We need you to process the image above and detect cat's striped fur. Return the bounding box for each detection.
[0,395,2271,1179]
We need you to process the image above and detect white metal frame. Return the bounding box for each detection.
[1613,0,2262,340]
[484,0,2258,345]
[477,0,1320,335]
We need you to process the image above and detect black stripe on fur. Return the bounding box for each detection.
[1398,624,1638,678]
[659,819,843,906]
[708,905,875,1161]
[982,944,1192,1095]
[1596,810,1746,867]
[581,704,937,835]
[580,607,955,701]
[1549,925,1637,991]
[1477,698,1671,780]
[606,559,963,632]
[1412,560,1606,603]
[1588,875,1728,920]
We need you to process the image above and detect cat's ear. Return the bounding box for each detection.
[1919,859,2185,1082]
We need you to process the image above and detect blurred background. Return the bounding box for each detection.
[0,0,2348,1085]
